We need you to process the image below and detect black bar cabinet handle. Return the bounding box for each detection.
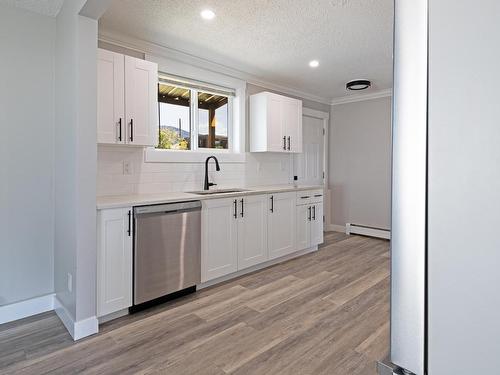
[129,119,134,142]
[270,195,274,212]
[240,198,244,217]
[127,210,131,236]
[283,136,286,150]
[233,199,237,219]
[118,118,122,142]
[287,136,291,150]
[308,206,312,221]
[312,206,316,220]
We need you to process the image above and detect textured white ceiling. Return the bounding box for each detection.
[100,0,393,101]
[0,0,65,17]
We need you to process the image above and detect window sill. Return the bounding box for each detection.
[144,147,246,163]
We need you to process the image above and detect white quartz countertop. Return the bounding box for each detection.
[96,185,324,210]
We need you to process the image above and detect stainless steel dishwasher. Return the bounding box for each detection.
[133,201,201,306]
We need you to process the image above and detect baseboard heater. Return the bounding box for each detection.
[345,223,391,240]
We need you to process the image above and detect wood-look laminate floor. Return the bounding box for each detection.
[0,232,390,375]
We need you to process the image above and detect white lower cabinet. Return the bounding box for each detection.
[296,190,324,251]
[268,192,296,260]
[97,207,133,317]
[202,194,269,281]
[237,195,269,270]
[201,190,323,283]
[295,203,312,251]
[201,198,238,282]
[310,202,324,246]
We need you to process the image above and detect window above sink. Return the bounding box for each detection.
[144,56,247,164]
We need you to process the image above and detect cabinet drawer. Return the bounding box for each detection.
[296,190,324,205]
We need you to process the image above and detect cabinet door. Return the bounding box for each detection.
[124,56,158,146]
[310,202,324,246]
[295,204,311,251]
[267,94,286,152]
[283,98,303,153]
[97,49,125,144]
[238,195,268,269]
[268,192,296,260]
[97,208,133,317]
[202,198,238,282]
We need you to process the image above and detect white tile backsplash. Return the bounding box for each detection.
[97,145,293,197]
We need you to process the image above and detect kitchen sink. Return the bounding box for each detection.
[187,188,249,195]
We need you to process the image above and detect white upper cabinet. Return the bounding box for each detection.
[124,56,158,146]
[97,49,158,146]
[97,49,125,144]
[250,92,302,153]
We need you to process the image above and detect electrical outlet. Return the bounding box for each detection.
[123,161,132,175]
[67,273,72,293]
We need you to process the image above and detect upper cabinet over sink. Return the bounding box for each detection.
[97,49,158,146]
[249,92,302,153]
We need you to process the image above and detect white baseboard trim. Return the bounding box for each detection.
[98,308,129,324]
[326,224,346,233]
[54,296,98,341]
[0,293,55,325]
[346,223,391,240]
[199,246,318,289]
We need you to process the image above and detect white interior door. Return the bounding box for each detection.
[295,115,325,185]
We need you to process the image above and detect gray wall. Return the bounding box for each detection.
[329,97,392,229]
[54,0,98,322]
[0,5,55,306]
[428,1,500,373]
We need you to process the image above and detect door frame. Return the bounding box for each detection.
[300,107,331,231]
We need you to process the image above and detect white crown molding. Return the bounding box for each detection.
[98,29,332,105]
[330,89,392,105]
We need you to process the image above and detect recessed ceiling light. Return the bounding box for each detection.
[309,60,319,68]
[346,79,371,91]
[201,9,215,20]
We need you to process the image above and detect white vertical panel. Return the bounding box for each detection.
[391,1,428,374]
[428,1,500,374]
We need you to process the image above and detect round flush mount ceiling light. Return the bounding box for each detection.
[346,79,371,91]
[200,9,216,20]
[309,60,319,68]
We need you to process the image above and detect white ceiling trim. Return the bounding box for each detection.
[98,29,332,105]
[330,89,392,105]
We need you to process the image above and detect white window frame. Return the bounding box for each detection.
[145,54,246,163]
